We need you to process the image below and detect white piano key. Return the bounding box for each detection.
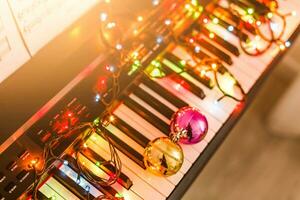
[201,33,263,77]
[192,33,262,80]
[129,93,171,124]
[139,83,178,112]
[154,77,223,132]
[45,177,80,200]
[174,68,231,120]
[163,55,235,118]
[116,104,198,164]
[87,133,174,198]
[118,111,192,180]
[204,129,218,143]
[115,107,191,175]
[171,46,240,114]
[138,78,217,153]
[289,0,300,7]
[75,141,156,200]
[190,39,254,92]
[59,164,104,199]
[114,109,191,177]
[153,79,237,124]
[106,123,145,155]
[190,140,209,153]
[116,107,191,178]
[277,0,300,41]
[39,181,66,200]
[130,85,213,154]
[205,22,272,65]
[206,47,254,92]
[71,153,143,200]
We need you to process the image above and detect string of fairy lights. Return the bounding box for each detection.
[28,0,297,199]
[28,1,163,199]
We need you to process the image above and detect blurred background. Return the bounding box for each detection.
[183,37,300,200]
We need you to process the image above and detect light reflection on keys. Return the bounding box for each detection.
[87,132,172,198]
[39,176,80,200]
[59,164,104,198]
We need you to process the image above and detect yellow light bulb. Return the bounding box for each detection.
[256,21,262,26]
[247,8,254,15]
[185,3,191,10]
[219,73,236,96]
[212,18,219,24]
[267,12,273,19]
[209,32,215,39]
[133,29,138,35]
[248,18,254,24]
[279,44,286,51]
[212,63,217,70]
[200,69,206,77]
[109,115,115,122]
[137,16,143,22]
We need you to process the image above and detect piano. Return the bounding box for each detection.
[0,0,299,199]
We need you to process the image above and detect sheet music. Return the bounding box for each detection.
[7,0,100,55]
[0,0,30,83]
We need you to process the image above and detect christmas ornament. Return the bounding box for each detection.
[170,106,208,144]
[143,137,184,176]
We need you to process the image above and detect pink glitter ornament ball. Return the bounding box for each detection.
[170,106,208,144]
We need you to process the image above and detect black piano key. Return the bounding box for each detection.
[131,84,174,119]
[193,36,233,65]
[64,155,118,197]
[229,0,251,12]
[179,32,213,61]
[161,62,206,100]
[210,4,240,24]
[163,52,214,89]
[101,127,146,169]
[37,190,49,200]
[80,147,133,190]
[123,97,170,135]
[230,0,267,19]
[111,116,150,148]
[181,40,228,75]
[212,4,257,34]
[203,13,249,42]
[239,0,270,14]
[141,76,188,108]
[195,24,240,56]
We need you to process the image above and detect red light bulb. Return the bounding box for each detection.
[95,76,108,93]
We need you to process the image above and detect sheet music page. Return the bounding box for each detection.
[0,0,30,83]
[7,0,100,55]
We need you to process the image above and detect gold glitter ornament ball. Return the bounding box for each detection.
[143,137,184,176]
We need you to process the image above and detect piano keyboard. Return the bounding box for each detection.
[1,0,299,199]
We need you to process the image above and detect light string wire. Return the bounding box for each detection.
[74,126,122,197]
[30,122,94,200]
[159,24,247,102]
[224,0,291,56]
[29,0,166,198]
[183,48,246,102]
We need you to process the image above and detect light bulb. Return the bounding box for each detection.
[115,43,122,50]
[100,12,107,22]
[156,36,163,44]
[285,41,291,48]
[227,25,234,32]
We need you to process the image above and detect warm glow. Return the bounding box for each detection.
[109,115,115,122]
[218,73,236,96]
